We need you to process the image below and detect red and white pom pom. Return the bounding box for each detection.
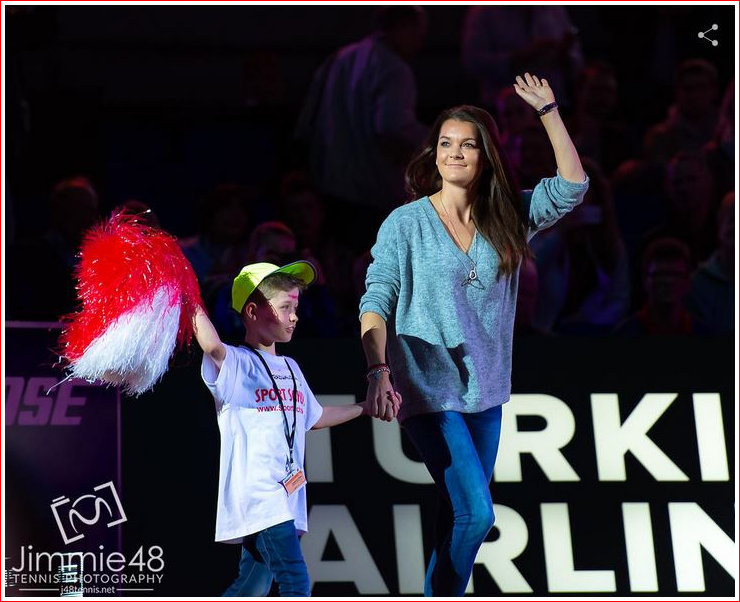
[59,212,203,395]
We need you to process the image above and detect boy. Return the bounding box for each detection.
[192,261,398,596]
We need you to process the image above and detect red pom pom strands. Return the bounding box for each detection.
[58,212,203,395]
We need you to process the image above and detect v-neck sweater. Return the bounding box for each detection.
[360,172,589,421]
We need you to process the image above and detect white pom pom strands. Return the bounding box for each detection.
[68,287,181,396]
[58,212,205,396]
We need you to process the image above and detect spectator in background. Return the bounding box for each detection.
[179,183,254,285]
[646,7,704,103]
[686,191,735,335]
[704,79,734,200]
[334,249,375,336]
[277,171,357,327]
[295,6,429,252]
[611,127,672,270]
[568,61,636,176]
[277,172,325,259]
[531,159,630,334]
[244,221,298,268]
[48,176,100,267]
[6,176,100,320]
[513,123,557,189]
[645,59,720,160]
[462,6,583,112]
[652,151,718,264]
[615,237,707,335]
[613,149,718,313]
[494,87,538,169]
[514,257,544,336]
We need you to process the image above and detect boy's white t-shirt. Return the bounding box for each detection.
[201,344,323,543]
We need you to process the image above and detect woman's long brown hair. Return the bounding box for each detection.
[405,105,530,278]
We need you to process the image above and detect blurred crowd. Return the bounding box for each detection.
[5,6,735,339]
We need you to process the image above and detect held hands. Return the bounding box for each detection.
[365,371,402,422]
[513,73,556,112]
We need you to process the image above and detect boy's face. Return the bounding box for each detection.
[252,287,301,344]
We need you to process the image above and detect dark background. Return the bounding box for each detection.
[4,4,735,239]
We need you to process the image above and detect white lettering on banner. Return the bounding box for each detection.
[315,391,727,485]
[541,503,617,592]
[303,390,732,593]
[5,377,88,426]
[622,503,658,591]
[494,394,579,482]
[372,419,432,484]
[474,504,533,592]
[302,505,389,594]
[668,503,737,591]
[304,502,734,594]
[692,393,730,481]
[592,394,689,481]
[392,505,425,593]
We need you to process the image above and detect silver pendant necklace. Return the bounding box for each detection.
[438,193,482,288]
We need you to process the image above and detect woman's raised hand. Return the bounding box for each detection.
[513,73,556,111]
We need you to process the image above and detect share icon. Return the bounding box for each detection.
[698,24,719,46]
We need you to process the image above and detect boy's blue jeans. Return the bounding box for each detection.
[403,405,503,597]
[223,520,310,597]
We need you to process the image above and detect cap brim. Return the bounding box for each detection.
[273,260,317,287]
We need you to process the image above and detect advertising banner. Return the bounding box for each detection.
[4,327,736,597]
[296,336,736,597]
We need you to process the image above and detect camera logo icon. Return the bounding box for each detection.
[50,481,127,545]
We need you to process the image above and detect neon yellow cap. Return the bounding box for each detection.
[231,261,316,313]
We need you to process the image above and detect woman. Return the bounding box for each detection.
[359,73,588,596]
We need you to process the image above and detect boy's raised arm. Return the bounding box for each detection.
[192,305,227,370]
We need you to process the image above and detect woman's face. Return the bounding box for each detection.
[435,119,483,189]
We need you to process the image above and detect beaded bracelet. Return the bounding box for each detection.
[366,365,391,381]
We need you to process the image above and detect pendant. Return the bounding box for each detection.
[463,267,478,286]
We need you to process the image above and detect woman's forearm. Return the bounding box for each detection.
[540,109,586,183]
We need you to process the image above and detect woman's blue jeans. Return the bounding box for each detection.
[402,405,503,597]
[222,520,310,597]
